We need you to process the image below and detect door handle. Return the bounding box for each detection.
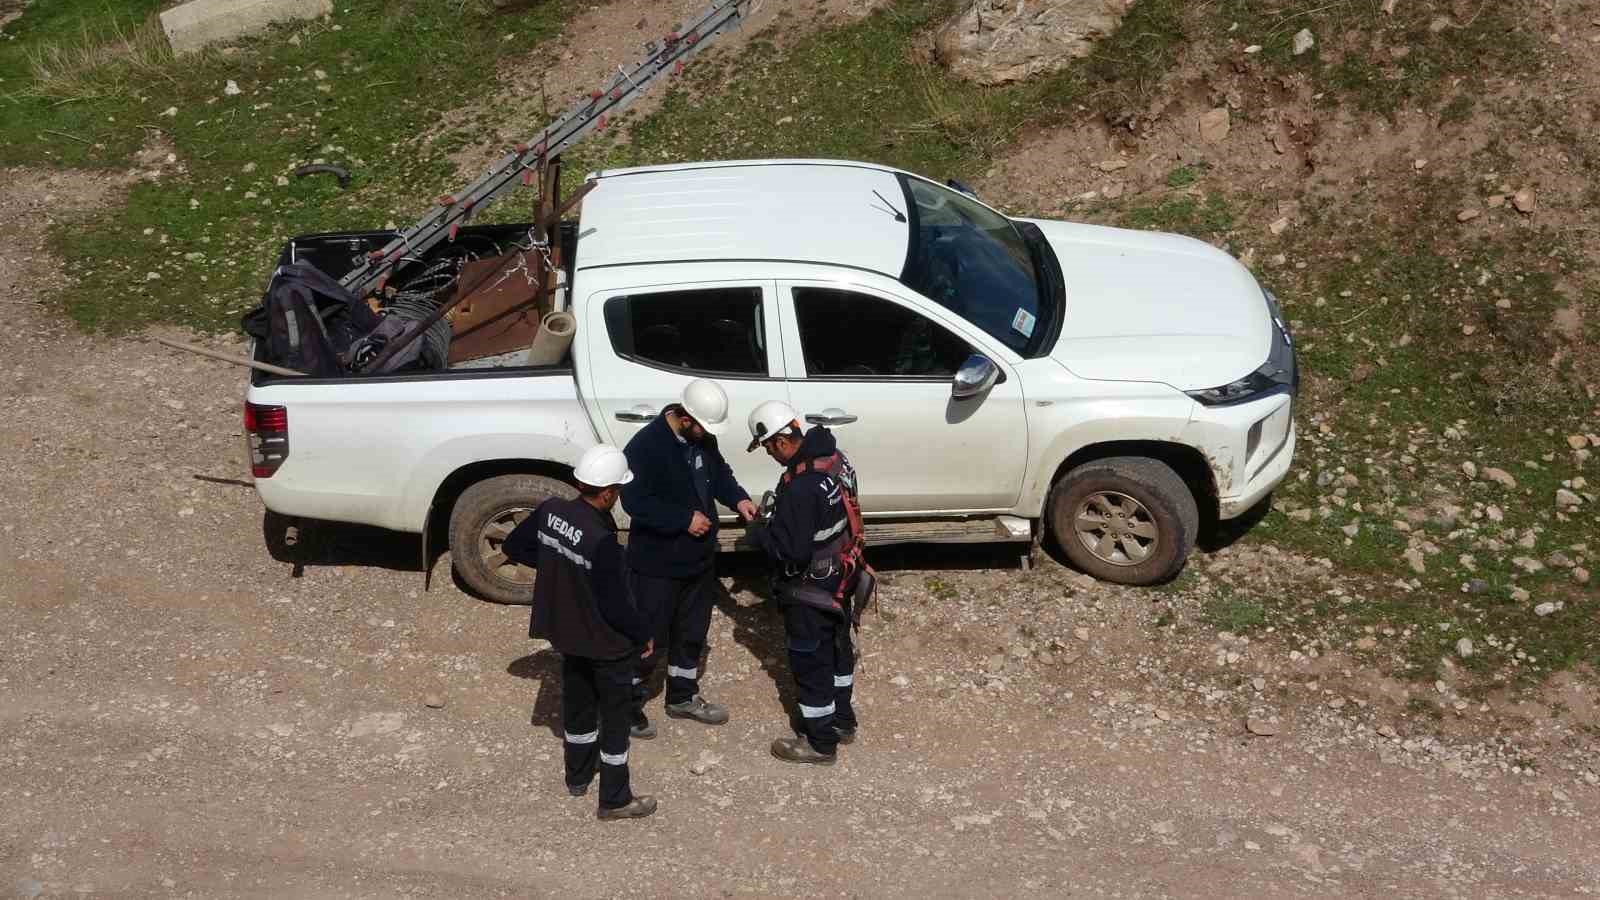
[805,408,858,426]
[615,405,657,424]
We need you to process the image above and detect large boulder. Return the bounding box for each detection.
[160,0,332,55]
[935,0,1137,85]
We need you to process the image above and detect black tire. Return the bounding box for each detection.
[1047,456,1199,586]
[448,473,576,605]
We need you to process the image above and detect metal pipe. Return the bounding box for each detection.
[151,336,308,377]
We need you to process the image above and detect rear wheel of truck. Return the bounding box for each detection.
[1047,456,1198,586]
[448,474,577,605]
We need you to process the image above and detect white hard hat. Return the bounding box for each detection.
[746,399,800,452]
[679,378,730,435]
[573,444,634,488]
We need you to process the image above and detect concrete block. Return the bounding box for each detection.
[160,0,332,55]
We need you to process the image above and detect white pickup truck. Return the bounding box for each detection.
[245,159,1296,603]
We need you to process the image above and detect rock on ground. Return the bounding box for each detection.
[935,0,1137,85]
[162,0,332,56]
[1199,107,1231,143]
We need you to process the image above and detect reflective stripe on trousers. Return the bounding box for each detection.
[799,701,836,719]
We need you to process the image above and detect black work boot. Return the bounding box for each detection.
[665,695,729,725]
[566,781,590,797]
[770,736,836,766]
[597,795,658,820]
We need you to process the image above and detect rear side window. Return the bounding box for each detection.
[604,287,767,376]
[793,287,971,378]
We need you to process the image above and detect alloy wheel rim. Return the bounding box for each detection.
[1073,490,1159,567]
[480,506,535,585]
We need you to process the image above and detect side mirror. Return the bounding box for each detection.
[952,354,1000,400]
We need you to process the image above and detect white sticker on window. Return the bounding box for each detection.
[1011,308,1037,338]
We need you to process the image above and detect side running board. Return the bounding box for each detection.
[715,516,1034,552]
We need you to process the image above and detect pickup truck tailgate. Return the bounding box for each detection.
[247,369,593,533]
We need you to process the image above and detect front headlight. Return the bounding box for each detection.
[1187,287,1297,407]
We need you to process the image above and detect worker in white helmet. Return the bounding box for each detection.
[620,378,758,737]
[503,444,657,820]
[744,399,872,766]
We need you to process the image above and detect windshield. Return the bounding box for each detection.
[898,175,1043,355]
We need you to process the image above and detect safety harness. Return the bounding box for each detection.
[782,451,875,626]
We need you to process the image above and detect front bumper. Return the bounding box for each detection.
[1180,391,1296,520]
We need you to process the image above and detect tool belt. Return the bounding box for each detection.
[774,577,845,619]
[774,565,876,630]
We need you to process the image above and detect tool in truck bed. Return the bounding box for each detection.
[338,0,755,302]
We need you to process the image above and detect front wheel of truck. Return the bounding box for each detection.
[448,473,577,605]
[1047,456,1199,586]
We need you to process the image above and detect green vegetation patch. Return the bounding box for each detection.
[3,0,575,331]
[1213,0,1539,117]
[570,0,1211,186]
[1202,593,1268,633]
[1225,167,1598,682]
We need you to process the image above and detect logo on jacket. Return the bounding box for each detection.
[546,513,584,545]
[822,477,842,507]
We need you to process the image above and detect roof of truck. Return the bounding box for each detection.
[574,160,911,276]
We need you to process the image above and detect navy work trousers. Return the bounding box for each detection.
[561,653,635,810]
[783,599,856,754]
[631,568,718,712]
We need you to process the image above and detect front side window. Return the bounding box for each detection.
[604,287,767,375]
[793,287,970,378]
[899,176,1042,356]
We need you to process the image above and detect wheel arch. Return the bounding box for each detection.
[1043,440,1217,522]
[425,458,577,553]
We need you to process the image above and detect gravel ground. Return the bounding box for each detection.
[2,168,1598,898]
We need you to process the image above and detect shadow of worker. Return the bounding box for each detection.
[506,648,564,739]
[714,553,796,711]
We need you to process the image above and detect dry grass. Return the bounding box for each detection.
[25,12,176,102]
[909,62,1038,159]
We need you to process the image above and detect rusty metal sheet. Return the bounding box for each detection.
[446,254,549,364]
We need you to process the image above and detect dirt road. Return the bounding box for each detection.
[1,169,1596,898]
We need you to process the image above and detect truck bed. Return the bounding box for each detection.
[248,221,578,385]
[248,366,592,534]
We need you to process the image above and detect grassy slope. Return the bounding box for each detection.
[2,0,575,331]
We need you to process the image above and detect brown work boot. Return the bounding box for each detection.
[597,795,658,820]
[770,736,837,766]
